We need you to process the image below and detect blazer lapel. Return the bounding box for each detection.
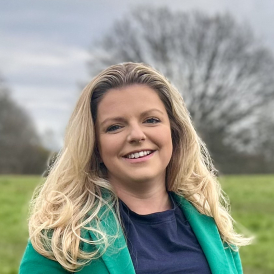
[88,204,136,274]
[87,192,237,274]
[172,193,234,274]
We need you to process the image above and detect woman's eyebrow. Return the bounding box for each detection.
[141,109,164,116]
[99,117,126,127]
[99,109,164,127]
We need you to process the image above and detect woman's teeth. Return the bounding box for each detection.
[126,150,152,159]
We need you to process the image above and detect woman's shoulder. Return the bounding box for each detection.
[19,240,70,274]
[20,239,111,274]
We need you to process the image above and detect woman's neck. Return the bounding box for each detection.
[116,186,172,215]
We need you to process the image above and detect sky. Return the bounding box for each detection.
[1,0,274,149]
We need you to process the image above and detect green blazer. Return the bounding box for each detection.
[20,193,243,274]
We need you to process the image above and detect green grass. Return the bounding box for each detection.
[0,176,41,274]
[221,175,274,274]
[0,175,274,273]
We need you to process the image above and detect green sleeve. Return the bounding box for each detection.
[19,241,70,274]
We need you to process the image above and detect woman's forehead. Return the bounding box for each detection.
[96,85,166,115]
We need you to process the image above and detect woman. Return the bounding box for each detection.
[20,62,251,273]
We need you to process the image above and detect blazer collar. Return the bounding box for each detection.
[171,193,234,274]
[88,200,136,274]
[88,192,234,274]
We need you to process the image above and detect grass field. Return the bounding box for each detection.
[221,175,274,274]
[0,175,273,273]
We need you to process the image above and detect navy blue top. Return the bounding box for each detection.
[119,195,212,274]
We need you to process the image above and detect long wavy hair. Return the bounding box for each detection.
[29,62,251,272]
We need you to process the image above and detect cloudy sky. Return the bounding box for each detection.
[1,0,274,148]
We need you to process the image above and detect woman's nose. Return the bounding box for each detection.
[127,123,146,143]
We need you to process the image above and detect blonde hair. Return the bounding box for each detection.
[29,62,251,272]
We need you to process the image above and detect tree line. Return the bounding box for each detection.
[1,8,273,174]
[0,76,49,174]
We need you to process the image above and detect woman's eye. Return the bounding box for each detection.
[106,125,122,132]
[145,118,160,124]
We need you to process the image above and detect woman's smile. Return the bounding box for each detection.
[123,150,155,163]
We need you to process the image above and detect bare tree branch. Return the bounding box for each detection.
[88,7,274,173]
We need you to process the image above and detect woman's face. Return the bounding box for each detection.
[96,84,173,191]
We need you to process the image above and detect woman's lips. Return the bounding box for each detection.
[124,150,154,159]
[123,151,155,163]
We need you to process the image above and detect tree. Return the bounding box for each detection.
[0,76,49,174]
[253,106,274,172]
[88,7,274,173]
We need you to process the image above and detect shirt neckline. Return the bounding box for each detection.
[119,194,178,224]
